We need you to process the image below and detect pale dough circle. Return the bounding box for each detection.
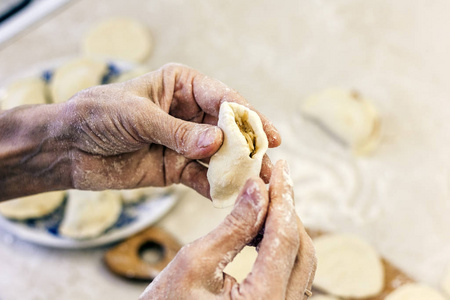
[0,191,65,220]
[59,190,122,239]
[83,18,152,63]
[385,283,447,300]
[50,57,107,103]
[223,246,258,283]
[1,77,48,110]
[207,102,268,208]
[313,233,384,298]
[301,88,381,155]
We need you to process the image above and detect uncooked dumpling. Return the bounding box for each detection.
[83,18,152,63]
[207,102,268,208]
[301,88,380,155]
[120,187,168,204]
[385,283,447,300]
[50,57,107,103]
[0,191,65,220]
[59,190,122,239]
[313,233,384,298]
[223,246,258,283]
[1,77,48,110]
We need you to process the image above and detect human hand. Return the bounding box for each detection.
[63,63,281,196]
[139,160,317,300]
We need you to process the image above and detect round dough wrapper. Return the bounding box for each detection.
[301,88,381,155]
[1,77,48,110]
[441,264,450,297]
[59,190,122,239]
[83,18,152,63]
[50,57,108,103]
[310,296,340,300]
[223,246,258,283]
[207,102,268,208]
[313,233,384,298]
[385,283,447,300]
[0,191,65,220]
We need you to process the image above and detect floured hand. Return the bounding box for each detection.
[139,161,317,300]
[63,63,281,196]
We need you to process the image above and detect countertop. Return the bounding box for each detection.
[1,0,450,299]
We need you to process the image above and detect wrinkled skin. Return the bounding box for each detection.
[140,161,317,300]
[65,63,281,197]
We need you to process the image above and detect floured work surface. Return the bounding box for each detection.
[306,229,414,300]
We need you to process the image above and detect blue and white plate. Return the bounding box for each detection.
[0,192,178,249]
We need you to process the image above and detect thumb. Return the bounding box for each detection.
[194,178,269,275]
[142,106,223,159]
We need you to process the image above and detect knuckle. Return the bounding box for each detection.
[223,212,249,236]
[172,122,190,154]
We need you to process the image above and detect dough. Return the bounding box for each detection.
[441,264,450,297]
[313,233,384,298]
[50,57,108,103]
[0,191,65,220]
[223,246,258,283]
[1,77,48,110]
[385,283,447,300]
[59,190,122,239]
[207,102,268,208]
[82,18,152,63]
[301,88,381,155]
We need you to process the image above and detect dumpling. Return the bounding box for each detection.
[50,57,108,103]
[207,102,268,208]
[0,191,65,220]
[301,88,381,155]
[82,18,153,63]
[59,190,122,239]
[1,77,48,110]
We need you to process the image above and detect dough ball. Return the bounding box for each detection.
[207,102,268,208]
[0,191,65,220]
[385,283,447,300]
[441,264,450,297]
[1,77,48,110]
[313,233,384,298]
[59,190,122,239]
[223,246,258,283]
[83,18,152,63]
[301,88,381,155]
[50,57,108,103]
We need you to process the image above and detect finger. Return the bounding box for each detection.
[240,160,299,298]
[170,65,281,148]
[141,103,224,160]
[286,217,317,300]
[260,154,273,184]
[193,178,269,275]
[179,160,211,198]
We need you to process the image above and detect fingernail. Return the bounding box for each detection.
[197,127,218,148]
